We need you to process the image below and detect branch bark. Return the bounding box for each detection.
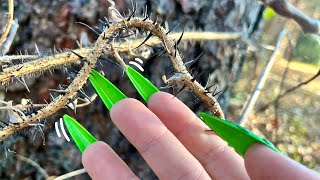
[0,0,14,46]
[260,0,320,34]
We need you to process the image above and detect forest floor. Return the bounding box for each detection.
[230,57,320,171]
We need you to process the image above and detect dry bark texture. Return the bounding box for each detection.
[0,0,261,178]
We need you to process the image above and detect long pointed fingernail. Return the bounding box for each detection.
[89,70,127,110]
[200,112,281,157]
[125,65,159,102]
[63,114,97,153]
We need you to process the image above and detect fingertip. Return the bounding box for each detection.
[110,98,144,120]
[244,143,320,179]
[148,92,175,109]
[82,141,138,179]
[82,141,109,168]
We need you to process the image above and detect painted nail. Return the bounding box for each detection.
[200,112,281,157]
[89,70,127,110]
[125,65,159,102]
[63,114,97,153]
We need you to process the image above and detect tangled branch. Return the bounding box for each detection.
[0,16,225,142]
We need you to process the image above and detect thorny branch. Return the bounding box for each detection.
[0,32,241,85]
[0,16,225,142]
[260,0,320,34]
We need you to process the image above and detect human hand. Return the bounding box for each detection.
[82,92,320,179]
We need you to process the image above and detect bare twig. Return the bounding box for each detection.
[52,168,86,180]
[0,19,19,55]
[0,94,96,110]
[260,0,320,34]
[258,68,320,112]
[0,0,14,46]
[15,154,49,179]
[237,30,288,125]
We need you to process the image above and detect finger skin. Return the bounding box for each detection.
[148,92,249,180]
[110,98,211,180]
[245,144,320,180]
[82,141,138,180]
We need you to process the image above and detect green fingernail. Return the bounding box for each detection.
[200,112,281,157]
[89,70,127,110]
[125,65,159,102]
[63,114,97,153]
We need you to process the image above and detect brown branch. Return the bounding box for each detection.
[237,30,288,125]
[0,0,14,46]
[0,17,224,142]
[260,0,320,34]
[0,32,241,85]
[258,68,320,112]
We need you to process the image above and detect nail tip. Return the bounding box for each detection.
[126,65,159,102]
[200,112,281,157]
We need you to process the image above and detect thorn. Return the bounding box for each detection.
[95,26,103,34]
[134,32,153,49]
[63,65,79,74]
[65,104,73,113]
[49,93,56,102]
[78,89,91,102]
[48,89,69,94]
[98,19,108,27]
[149,47,166,58]
[143,13,149,21]
[117,33,135,39]
[13,76,30,92]
[152,16,158,24]
[184,52,204,68]
[68,98,77,114]
[16,65,23,71]
[70,50,84,59]
[191,70,203,82]
[176,29,184,45]
[76,22,100,36]
[160,11,171,26]
[166,23,180,35]
[127,2,137,21]
[104,17,111,27]
[34,44,41,56]
[98,56,123,70]
[205,84,216,91]
[213,89,222,97]
[173,84,187,98]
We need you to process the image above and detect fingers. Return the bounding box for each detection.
[245,144,320,180]
[82,141,138,180]
[148,92,249,179]
[110,98,211,180]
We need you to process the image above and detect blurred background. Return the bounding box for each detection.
[0,0,319,179]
